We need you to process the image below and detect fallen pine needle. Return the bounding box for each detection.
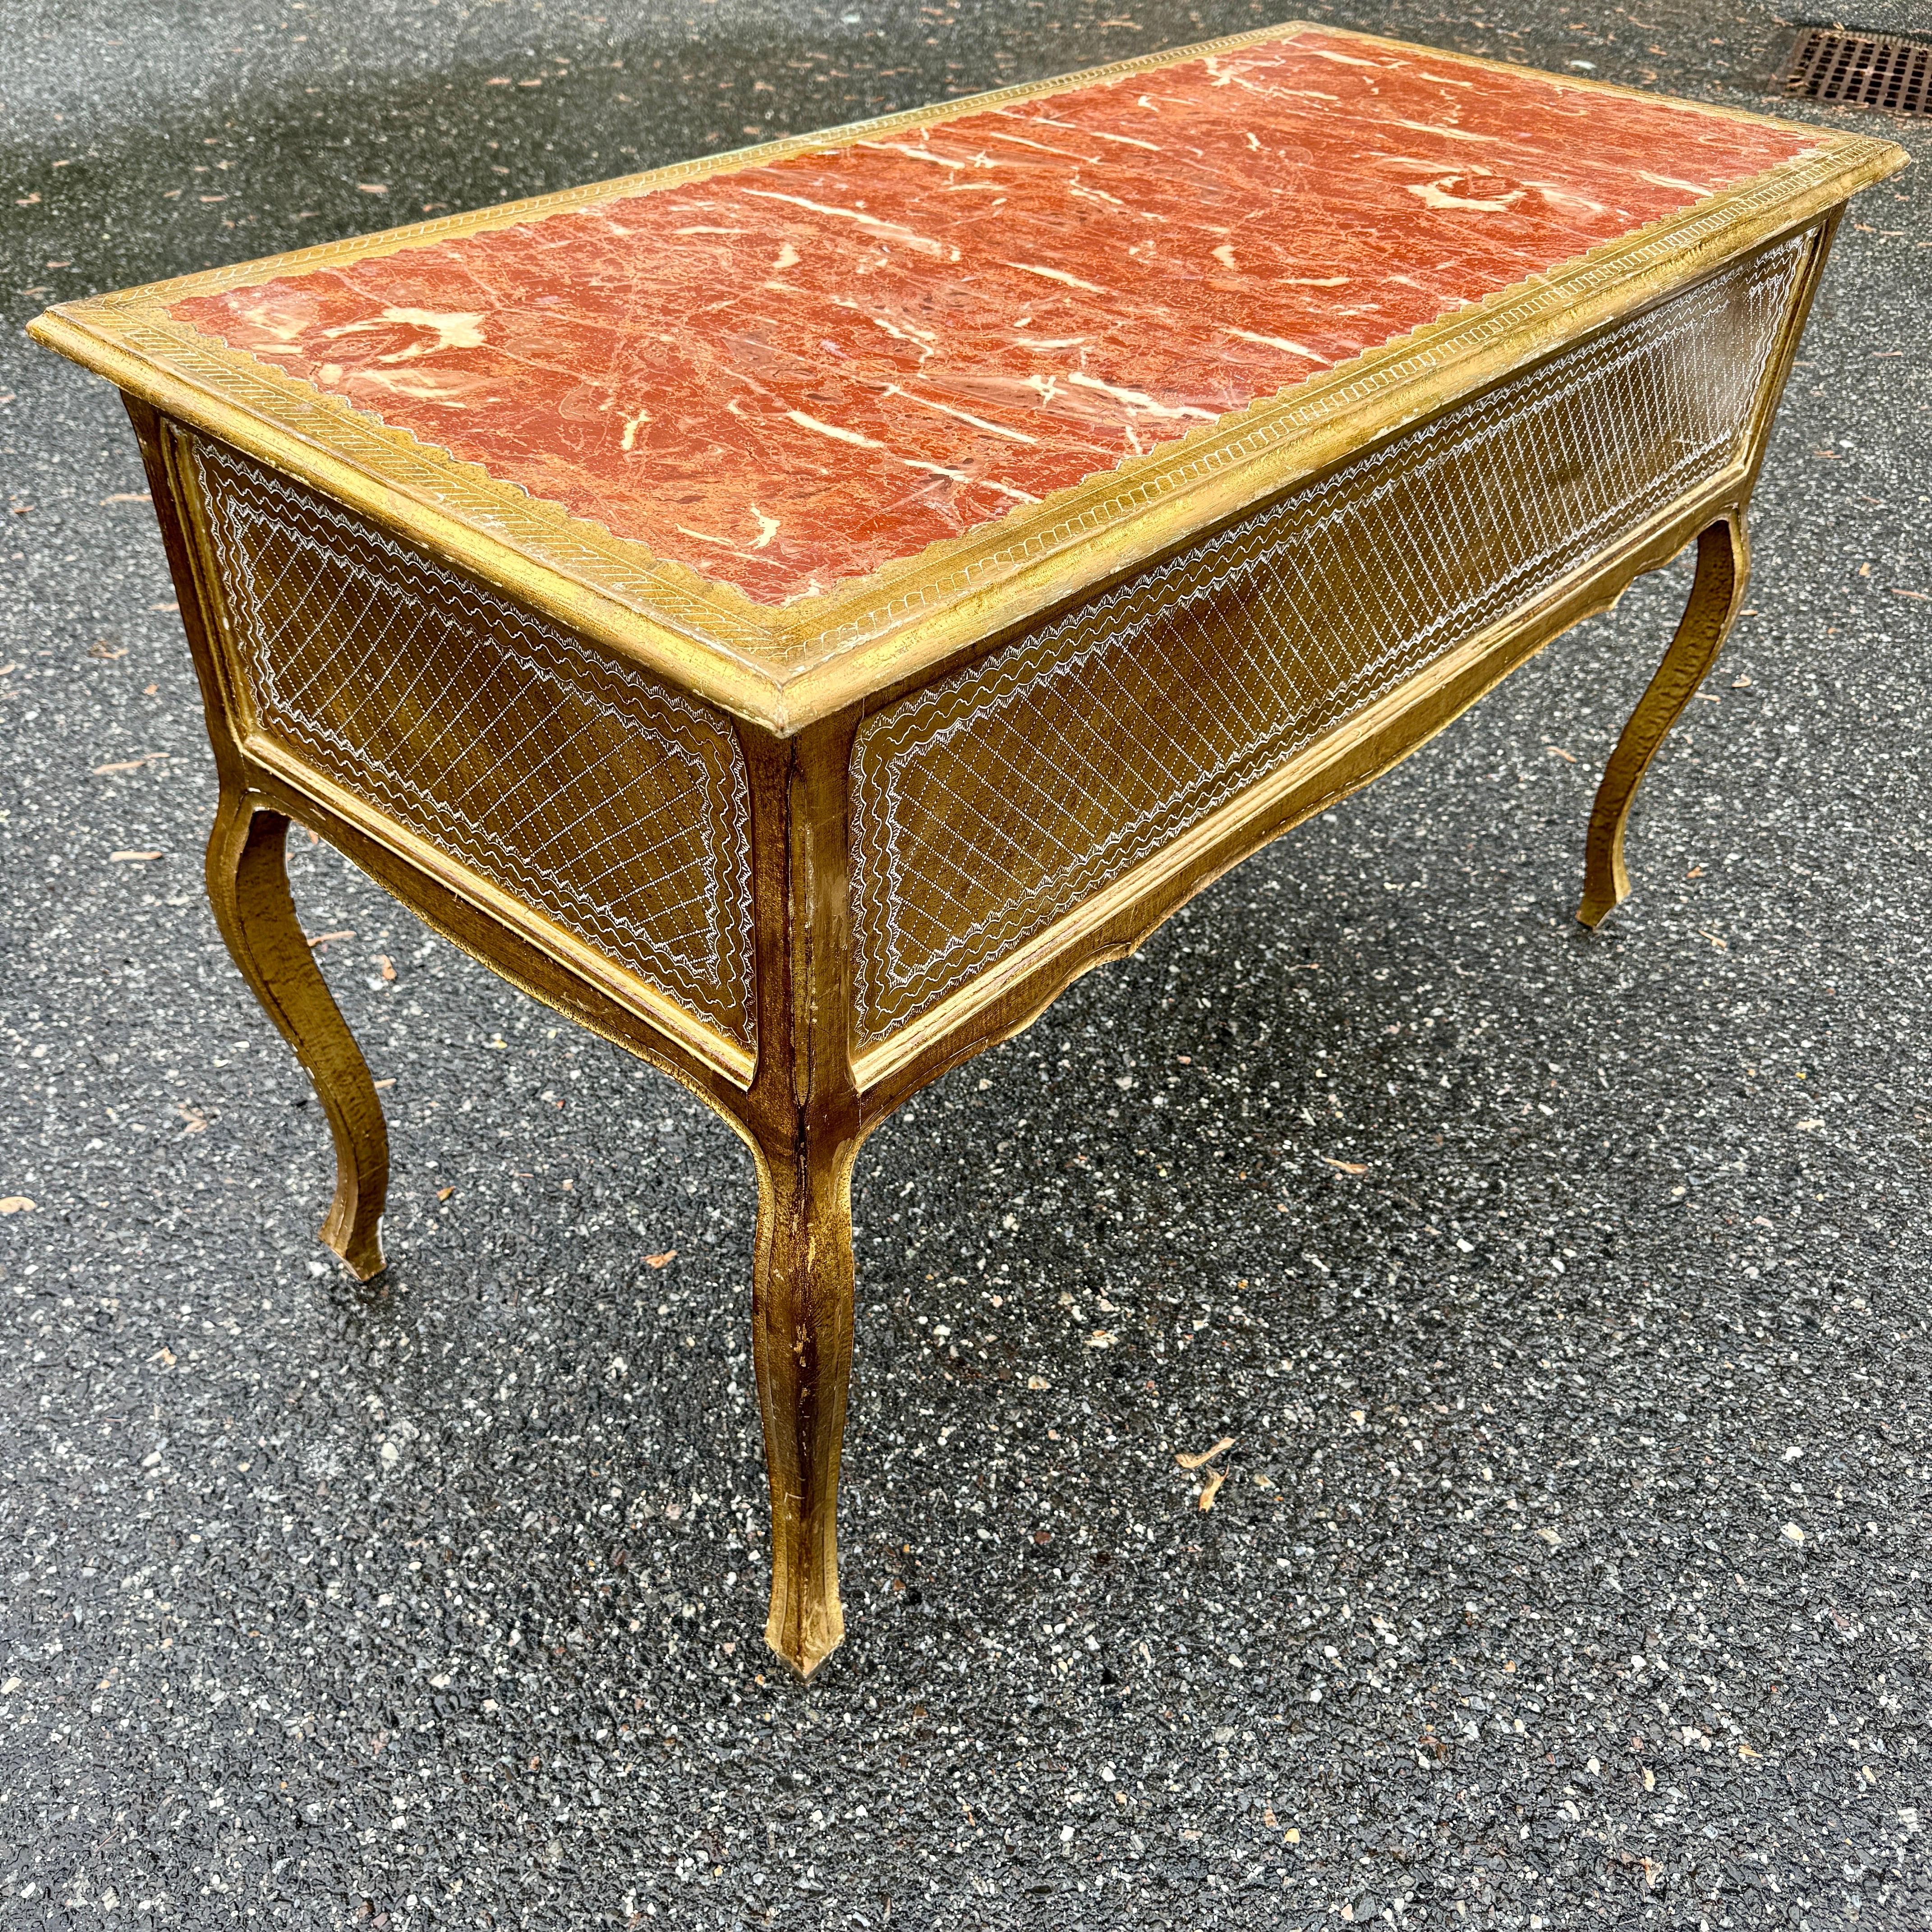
[1176,1435,1234,1472]
[1319,1155,1367,1175]
[1198,1467,1228,1511]
[646,1250,677,1269]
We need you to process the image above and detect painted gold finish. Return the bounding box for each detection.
[25,26,1904,731]
[844,235,1807,1046]
[32,32,1905,1677]
[207,795,391,1279]
[1578,516,1750,929]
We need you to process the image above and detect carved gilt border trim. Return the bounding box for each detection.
[28,23,1906,731]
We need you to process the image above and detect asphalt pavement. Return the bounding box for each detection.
[3,0,1929,1926]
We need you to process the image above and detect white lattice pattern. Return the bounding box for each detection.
[850,239,1803,1041]
[193,438,757,1048]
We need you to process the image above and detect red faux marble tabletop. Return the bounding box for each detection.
[163,25,1829,609]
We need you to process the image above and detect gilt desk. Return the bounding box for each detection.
[30,24,1904,1674]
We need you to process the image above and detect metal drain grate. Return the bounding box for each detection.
[1783,27,1932,114]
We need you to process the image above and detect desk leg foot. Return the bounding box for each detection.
[752,1134,856,1679]
[207,791,391,1279]
[1578,514,1748,929]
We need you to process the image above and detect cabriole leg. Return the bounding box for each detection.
[751,1129,857,1679]
[207,789,390,1278]
[1578,513,1749,929]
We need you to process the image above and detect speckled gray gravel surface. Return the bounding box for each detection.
[3,2,1929,1927]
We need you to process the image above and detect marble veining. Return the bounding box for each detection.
[171,30,1817,604]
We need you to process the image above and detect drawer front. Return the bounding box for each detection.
[190,436,758,1051]
[849,234,1807,1045]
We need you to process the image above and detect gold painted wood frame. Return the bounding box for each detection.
[28,24,1904,732]
[30,28,1905,1678]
